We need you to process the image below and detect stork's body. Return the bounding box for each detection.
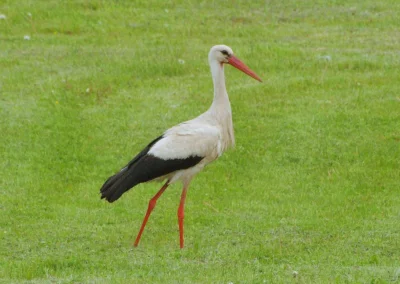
[100,45,261,248]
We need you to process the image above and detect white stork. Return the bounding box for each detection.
[100,45,262,248]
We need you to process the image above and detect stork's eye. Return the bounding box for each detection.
[221,50,229,56]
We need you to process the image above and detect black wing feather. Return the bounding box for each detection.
[100,135,203,203]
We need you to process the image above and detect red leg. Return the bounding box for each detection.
[177,185,188,249]
[134,181,169,247]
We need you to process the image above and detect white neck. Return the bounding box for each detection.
[206,58,235,148]
[209,59,231,113]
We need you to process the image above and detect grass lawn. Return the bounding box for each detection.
[1,0,399,283]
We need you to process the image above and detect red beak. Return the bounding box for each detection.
[228,55,262,82]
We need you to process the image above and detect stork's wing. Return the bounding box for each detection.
[148,123,222,160]
[100,123,221,203]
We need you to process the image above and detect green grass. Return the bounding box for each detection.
[1,0,400,283]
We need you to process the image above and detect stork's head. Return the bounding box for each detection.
[208,45,262,82]
[209,45,234,64]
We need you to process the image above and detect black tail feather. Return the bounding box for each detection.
[100,136,164,203]
[100,167,137,203]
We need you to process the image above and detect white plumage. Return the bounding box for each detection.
[100,44,261,248]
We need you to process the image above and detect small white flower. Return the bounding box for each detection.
[293,271,299,278]
[178,59,185,64]
[86,88,90,93]
[317,55,332,62]
[324,55,332,61]
[27,12,32,17]
[0,14,6,20]
[23,35,31,40]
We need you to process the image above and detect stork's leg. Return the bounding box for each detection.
[177,185,189,249]
[134,181,169,247]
